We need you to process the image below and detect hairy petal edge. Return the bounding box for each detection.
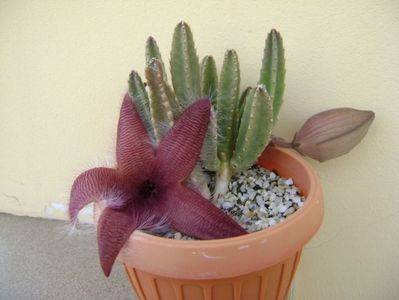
[69,167,119,222]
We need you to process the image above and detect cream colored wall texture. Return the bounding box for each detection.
[1,0,398,299]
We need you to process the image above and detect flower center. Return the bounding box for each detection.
[139,179,157,199]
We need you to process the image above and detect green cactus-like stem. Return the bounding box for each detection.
[146,36,168,82]
[259,29,285,124]
[216,49,240,165]
[145,59,211,198]
[170,21,201,108]
[200,56,218,106]
[238,87,251,116]
[236,86,251,134]
[128,71,155,140]
[146,38,177,116]
[199,56,219,171]
[200,106,218,171]
[145,59,180,142]
[231,85,273,170]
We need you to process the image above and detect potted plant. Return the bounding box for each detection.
[69,22,374,300]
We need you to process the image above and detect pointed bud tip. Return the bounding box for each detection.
[176,21,190,31]
[367,110,375,120]
[146,36,156,43]
[270,28,281,36]
[128,70,139,80]
[202,55,214,62]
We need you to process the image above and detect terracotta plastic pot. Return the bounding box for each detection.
[97,147,324,300]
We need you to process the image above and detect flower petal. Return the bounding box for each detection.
[155,99,211,183]
[69,167,118,222]
[158,184,247,239]
[97,207,138,277]
[116,93,155,176]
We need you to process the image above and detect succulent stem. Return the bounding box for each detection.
[236,86,251,134]
[145,59,180,141]
[270,135,294,148]
[231,85,273,170]
[146,37,168,82]
[216,49,240,165]
[170,21,201,108]
[127,23,291,200]
[128,71,155,140]
[259,29,285,124]
[201,105,219,171]
[200,56,218,106]
[213,162,233,200]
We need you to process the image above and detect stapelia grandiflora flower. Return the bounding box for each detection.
[69,94,246,276]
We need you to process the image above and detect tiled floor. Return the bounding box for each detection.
[0,213,136,300]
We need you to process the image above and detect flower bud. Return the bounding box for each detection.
[293,108,375,162]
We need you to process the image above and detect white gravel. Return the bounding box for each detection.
[216,166,305,232]
[156,166,305,240]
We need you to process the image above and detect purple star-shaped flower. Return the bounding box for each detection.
[69,94,246,276]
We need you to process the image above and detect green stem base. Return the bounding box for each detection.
[213,163,233,201]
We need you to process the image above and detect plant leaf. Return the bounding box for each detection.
[293,108,375,162]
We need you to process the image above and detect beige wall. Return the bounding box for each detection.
[1,0,398,298]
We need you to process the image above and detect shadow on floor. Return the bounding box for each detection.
[0,213,137,300]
